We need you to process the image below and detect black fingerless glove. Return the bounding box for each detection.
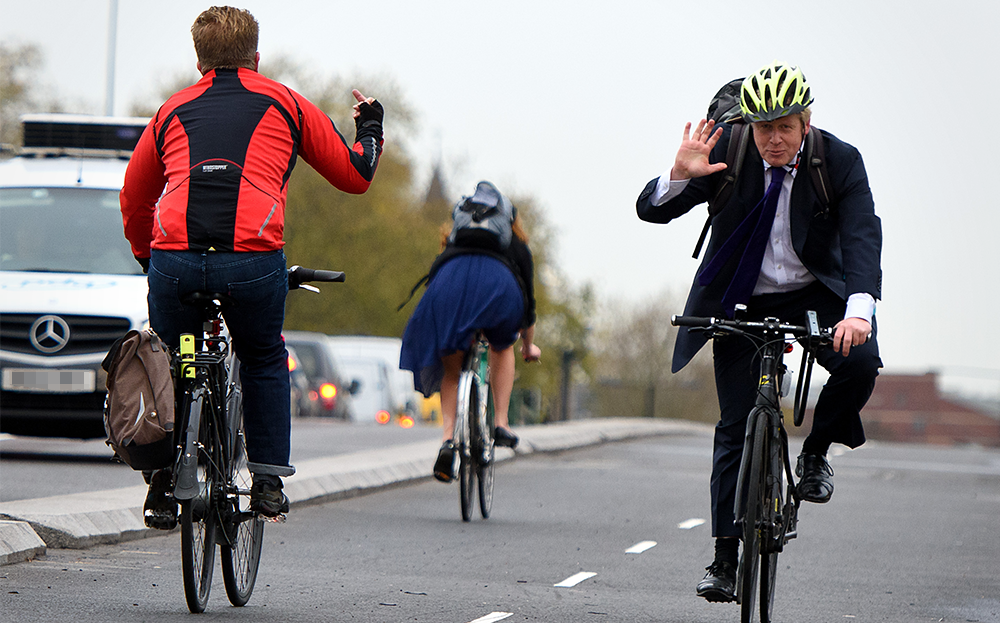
[355,99,384,130]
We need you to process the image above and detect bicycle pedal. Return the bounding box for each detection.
[263,513,286,523]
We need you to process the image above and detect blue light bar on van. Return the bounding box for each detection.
[21,114,149,154]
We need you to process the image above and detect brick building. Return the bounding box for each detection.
[853,373,1000,447]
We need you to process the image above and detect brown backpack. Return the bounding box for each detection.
[101,329,176,470]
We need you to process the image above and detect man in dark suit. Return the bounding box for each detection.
[636,62,882,603]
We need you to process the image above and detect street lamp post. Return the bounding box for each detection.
[104,0,119,116]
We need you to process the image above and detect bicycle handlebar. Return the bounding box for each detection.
[673,311,834,428]
[671,313,833,343]
[288,265,345,291]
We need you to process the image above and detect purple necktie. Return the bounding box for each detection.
[697,167,786,317]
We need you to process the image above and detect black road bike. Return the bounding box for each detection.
[170,265,343,613]
[672,308,833,623]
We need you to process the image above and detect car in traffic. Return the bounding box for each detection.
[282,331,358,421]
[0,114,150,438]
[325,336,421,422]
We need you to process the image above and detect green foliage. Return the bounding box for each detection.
[0,42,57,148]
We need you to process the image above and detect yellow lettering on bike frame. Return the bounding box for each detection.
[759,374,770,387]
[180,334,196,378]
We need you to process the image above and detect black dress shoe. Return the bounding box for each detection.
[494,426,519,449]
[696,560,737,602]
[795,452,834,503]
[433,441,457,483]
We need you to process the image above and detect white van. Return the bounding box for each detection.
[0,114,150,438]
[326,336,420,421]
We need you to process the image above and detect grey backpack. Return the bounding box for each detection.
[448,180,515,252]
[101,329,176,470]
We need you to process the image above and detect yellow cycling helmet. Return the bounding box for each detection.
[740,61,814,123]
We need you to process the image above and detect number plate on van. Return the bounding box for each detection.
[2,368,96,393]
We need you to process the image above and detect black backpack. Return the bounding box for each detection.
[692,78,834,259]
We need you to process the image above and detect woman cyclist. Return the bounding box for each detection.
[400,181,541,482]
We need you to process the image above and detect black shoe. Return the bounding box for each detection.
[143,469,178,530]
[795,452,834,503]
[433,441,457,483]
[696,560,737,602]
[250,475,290,517]
[494,426,519,449]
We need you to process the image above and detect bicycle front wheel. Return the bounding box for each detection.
[477,383,495,519]
[220,364,264,607]
[180,393,218,614]
[759,423,787,622]
[740,411,769,623]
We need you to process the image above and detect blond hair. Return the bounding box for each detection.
[191,6,258,72]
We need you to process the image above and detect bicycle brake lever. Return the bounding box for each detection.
[298,284,320,293]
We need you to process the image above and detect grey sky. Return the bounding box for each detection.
[3,0,998,398]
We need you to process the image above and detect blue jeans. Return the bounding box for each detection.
[148,250,294,477]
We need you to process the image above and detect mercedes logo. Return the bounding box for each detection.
[30,315,71,354]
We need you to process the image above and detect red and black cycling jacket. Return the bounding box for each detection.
[121,68,383,257]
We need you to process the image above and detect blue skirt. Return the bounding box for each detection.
[400,255,524,397]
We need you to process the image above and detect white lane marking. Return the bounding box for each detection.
[625,540,657,554]
[468,613,513,623]
[554,571,597,588]
[678,518,706,530]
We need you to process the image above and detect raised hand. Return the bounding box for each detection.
[671,119,728,180]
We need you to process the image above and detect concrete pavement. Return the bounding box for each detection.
[0,417,709,565]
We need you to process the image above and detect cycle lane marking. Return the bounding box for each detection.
[678,518,706,529]
[554,571,597,588]
[467,612,513,623]
[625,540,657,554]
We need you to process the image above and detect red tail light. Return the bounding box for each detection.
[375,410,391,425]
[398,414,415,429]
[319,383,338,410]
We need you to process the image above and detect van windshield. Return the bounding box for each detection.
[0,187,143,275]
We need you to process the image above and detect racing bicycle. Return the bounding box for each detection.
[170,265,343,613]
[672,307,832,623]
[453,331,496,521]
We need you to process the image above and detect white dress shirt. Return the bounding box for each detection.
[650,154,875,324]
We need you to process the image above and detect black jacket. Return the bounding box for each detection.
[637,124,882,372]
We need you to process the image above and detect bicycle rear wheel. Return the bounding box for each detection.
[180,393,218,614]
[740,412,769,623]
[457,372,477,522]
[477,383,495,519]
[219,362,264,606]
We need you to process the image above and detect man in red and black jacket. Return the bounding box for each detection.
[120,6,384,524]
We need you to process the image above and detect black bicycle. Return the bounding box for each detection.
[454,331,496,521]
[170,265,343,613]
[672,307,832,623]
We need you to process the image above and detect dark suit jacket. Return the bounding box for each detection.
[636,124,882,373]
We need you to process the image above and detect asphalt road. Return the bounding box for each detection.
[0,419,443,502]
[2,433,998,622]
